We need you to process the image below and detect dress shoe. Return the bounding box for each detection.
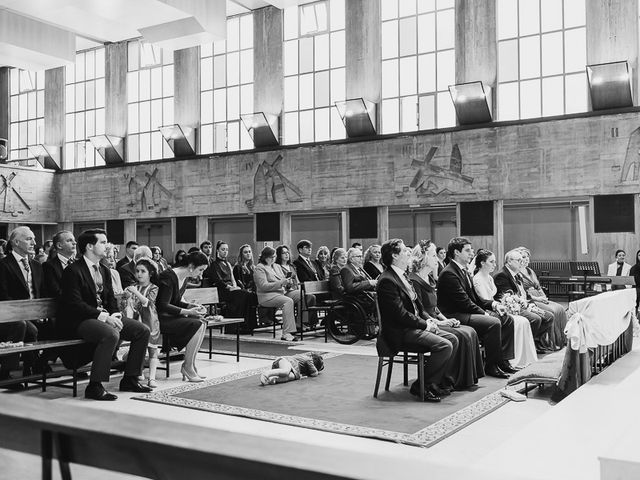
[119,376,153,393]
[485,365,509,379]
[431,384,452,397]
[280,334,299,342]
[409,382,441,402]
[498,362,519,374]
[85,383,118,401]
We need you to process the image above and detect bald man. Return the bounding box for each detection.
[0,226,44,387]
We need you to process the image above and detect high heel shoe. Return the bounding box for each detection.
[147,378,158,388]
[194,366,207,379]
[181,365,204,383]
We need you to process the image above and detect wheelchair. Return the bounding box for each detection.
[324,294,379,345]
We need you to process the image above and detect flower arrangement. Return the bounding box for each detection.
[500,291,527,315]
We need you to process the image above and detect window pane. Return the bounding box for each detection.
[564,27,586,73]
[418,94,435,130]
[139,69,150,101]
[227,17,240,51]
[315,108,330,141]
[240,14,253,49]
[283,111,299,144]
[330,0,345,30]
[299,73,314,110]
[565,72,586,113]
[519,35,540,79]
[497,0,518,39]
[399,17,417,56]
[436,49,455,91]
[315,71,330,107]
[330,106,345,140]
[519,0,540,37]
[151,99,162,129]
[284,76,299,111]
[95,108,105,135]
[240,49,253,84]
[227,86,239,120]
[201,91,213,125]
[85,50,95,80]
[95,49,105,78]
[163,65,174,97]
[227,121,240,151]
[95,79,105,108]
[541,32,563,76]
[399,56,417,96]
[381,98,399,134]
[541,76,564,116]
[128,103,139,133]
[315,34,329,70]
[163,97,173,125]
[284,7,298,40]
[541,0,562,32]
[299,37,314,73]
[139,132,151,161]
[382,59,399,98]
[214,123,226,152]
[330,67,345,102]
[381,20,399,60]
[330,31,345,68]
[127,71,139,103]
[227,52,240,85]
[151,130,163,159]
[240,84,253,114]
[75,84,85,111]
[417,13,436,53]
[201,123,213,153]
[436,9,454,50]
[381,0,398,21]
[127,134,139,162]
[85,81,95,110]
[399,0,416,17]
[139,101,151,132]
[498,82,519,120]
[299,110,314,143]
[75,112,85,141]
[436,91,455,127]
[213,55,226,88]
[400,96,417,132]
[201,57,213,91]
[519,78,541,118]
[564,0,585,28]
[284,41,299,76]
[213,89,226,122]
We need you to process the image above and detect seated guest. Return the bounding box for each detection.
[314,246,331,281]
[328,248,347,299]
[156,251,208,382]
[517,246,567,349]
[211,241,258,333]
[437,237,515,378]
[43,230,77,298]
[0,226,43,387]
[103,243,124,294]
[151,246,169,273]
[119,245,154,289]
[59,229,152,400]
[376,239,456,402]
[254,246,299,342]
[341,247,377,315]
[473,249,537,369]
[173,249,187,267]
[607,249,633,290]
[493,249,554,353]
[200,240,214,287]
[630,249,640,311]
[116,241,138,269]
[363,244,384,279]
[0,238,7,260]
[436,247,447,276]
[233,244,256,292]
[275,244,316,328]
[410,242,484,389]
[293,239,320,282]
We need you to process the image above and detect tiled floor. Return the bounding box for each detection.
[1,327,638,480]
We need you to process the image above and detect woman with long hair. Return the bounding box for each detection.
[328,248,347,299]
[233,244,256,292]
[363,244,383,280]
[155,251,208,382]
[314,245,331,281]
[274,244,316,328]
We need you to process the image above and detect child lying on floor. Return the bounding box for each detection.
[260,352,324,385]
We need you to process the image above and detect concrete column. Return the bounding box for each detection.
[57,222,73,232]
[174,47,201,151]
[340,211,348,248]
[455,0,497,112]
[105,41,128,152]
[44,67,65,169]
[196,215,209,245]
[586,0,639,104]
[254,7,283,122]
[377,206,388,244]
[123,219,136,243]
[280,211,291,247]
[0,67,8,162]
[494,200,504,264]
[346,0,381,108]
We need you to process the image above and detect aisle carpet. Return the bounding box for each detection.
[136,354,510,447]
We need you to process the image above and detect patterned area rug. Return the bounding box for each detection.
[135,354,510,448]
[200,335,311,360]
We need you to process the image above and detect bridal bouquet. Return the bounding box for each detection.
[500,292,526,315]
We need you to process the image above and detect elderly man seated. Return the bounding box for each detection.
[340,247,377,315]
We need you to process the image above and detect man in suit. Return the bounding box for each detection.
[494,249,554,352]
[59,229,151,400]
[606,249,632,291]
[43,230,77,298]
[437,237,515,378]
[293,239,320,282]
[0,226,43,387]
[200,240,214,287]
[376,239,457,402]
[115,240,138,269]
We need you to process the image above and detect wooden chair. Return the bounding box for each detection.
[372,300,430,402]
[299,280,339,341]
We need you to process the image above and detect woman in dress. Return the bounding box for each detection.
[156,251,208,382]
[274,244,316,328]
[517,247,567,349]
[314,246,331,281]
[210,241,258,334]
[473,249,537,368]
[125,258,162,388]
[151,246,170,273]
[328,248,347,299]
[233,244,256,293]
[409,243,484,389]
[102,243,124,294]
[253,246,298,342]
[173,249,187,267]
[363,244,384,279]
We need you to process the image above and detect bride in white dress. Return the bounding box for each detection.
[472,250,537,368]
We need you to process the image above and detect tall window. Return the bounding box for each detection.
[9,69,44,162]
[497,0,587,120]
[127,41,174,162]
[200,13,254,153]
[283,0,346,145]
[65,48,106,169]
[380,0,455,134]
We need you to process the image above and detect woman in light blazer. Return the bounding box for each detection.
[253,246,298,342]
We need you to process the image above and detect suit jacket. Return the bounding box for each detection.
[340,262,374,295]
[294,256,319,282]
[0,253,44,300]
[42,256,65,298]
[606,261,633,290]
[363,261,383,280]
[376,268,429,352]
[115,256,130,269]
[328,264,345,299]
[253,263,287,304]
[493,266,528,300]
[156,269,190,319]
[117,260,137,288]
[59,259,118,336]
[436,261,492,320]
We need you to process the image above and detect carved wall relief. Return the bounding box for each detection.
[125,168,172,214]
[246,155,303,209]
[0,172,32,216]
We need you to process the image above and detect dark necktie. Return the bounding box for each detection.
[92,264,104,308]
[21,258,34,299]
[616,263,623,276]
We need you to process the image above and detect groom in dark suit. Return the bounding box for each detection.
[376,239,456,402]
[437,237,515,378]
[59,229,151,400]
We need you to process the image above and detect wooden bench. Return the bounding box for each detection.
[181,287,244,363]
[0,298,88,396]
[299,280,340,342]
